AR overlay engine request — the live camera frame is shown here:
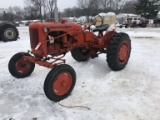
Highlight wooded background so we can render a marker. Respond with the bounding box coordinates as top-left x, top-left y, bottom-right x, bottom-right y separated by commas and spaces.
0, 0, 160, 21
